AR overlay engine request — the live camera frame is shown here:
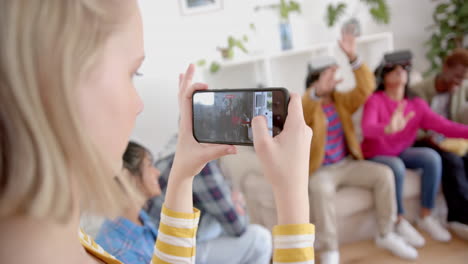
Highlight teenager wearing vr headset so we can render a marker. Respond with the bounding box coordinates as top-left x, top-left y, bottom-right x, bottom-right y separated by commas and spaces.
411, 49, 468, 241
302, 32, 417, 264
361, 51, 468, 251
